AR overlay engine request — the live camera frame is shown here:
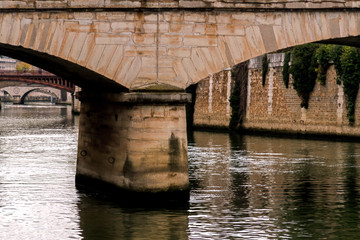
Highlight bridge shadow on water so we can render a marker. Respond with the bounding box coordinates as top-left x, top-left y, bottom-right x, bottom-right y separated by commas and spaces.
75, 175, 190, 210
76, 178, 190, 239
